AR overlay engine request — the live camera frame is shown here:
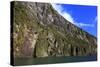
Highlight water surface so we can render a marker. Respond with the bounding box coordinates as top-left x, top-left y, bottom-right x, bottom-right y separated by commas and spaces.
14, 55, 97, 66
